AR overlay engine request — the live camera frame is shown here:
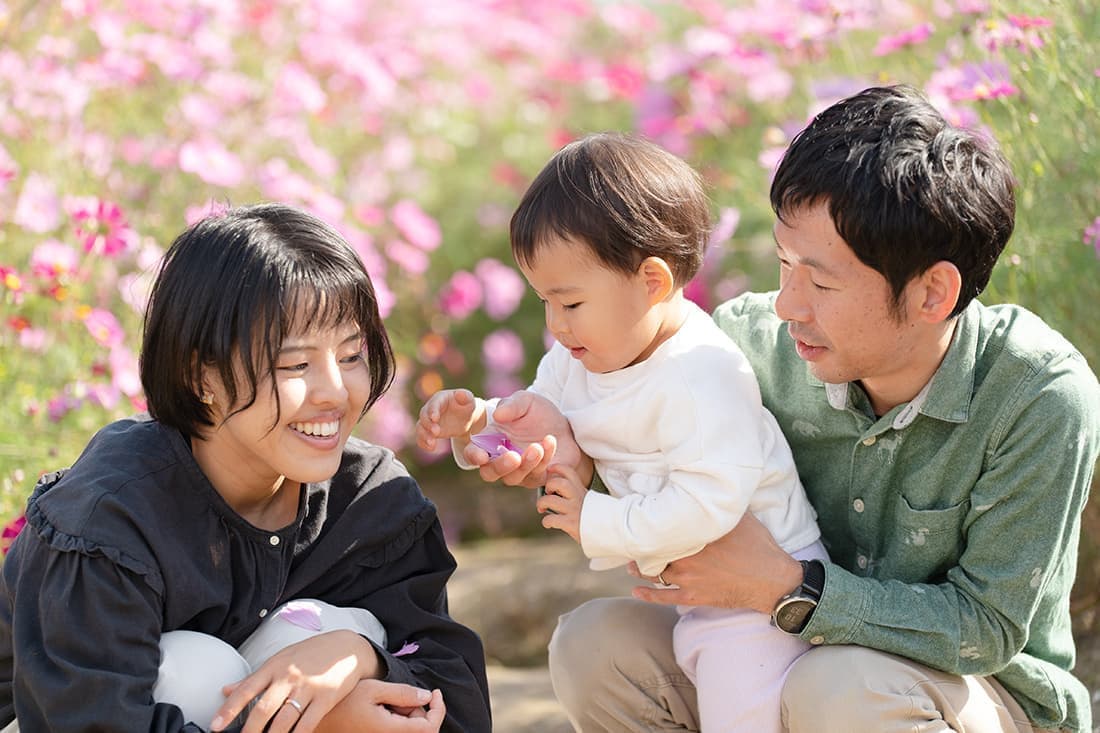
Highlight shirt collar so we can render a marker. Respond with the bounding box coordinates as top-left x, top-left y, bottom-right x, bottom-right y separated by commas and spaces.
813, 300, 981, 426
